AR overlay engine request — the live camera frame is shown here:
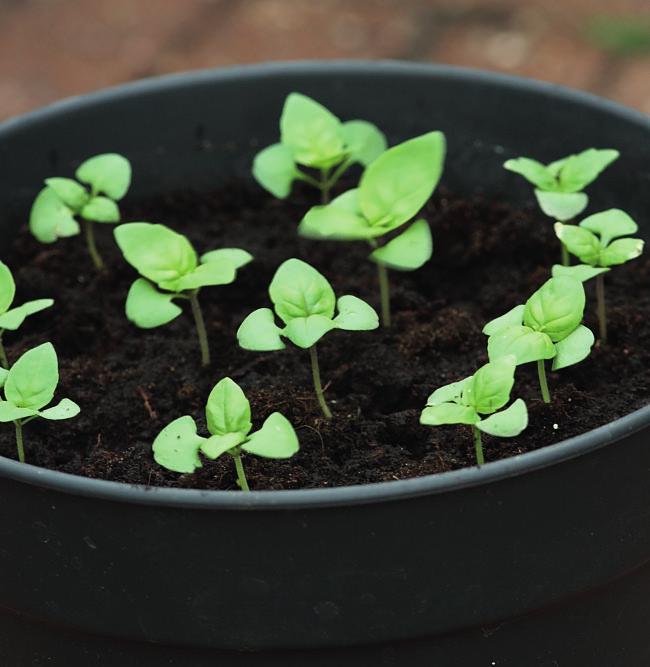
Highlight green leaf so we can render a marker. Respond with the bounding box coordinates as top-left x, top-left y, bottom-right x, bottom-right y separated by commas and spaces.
551, 324, 595, 371
419, 403, 479, 426
329, 189, 361, 213
38, 398, 80, 420
482, 305, 525, 336
205, 377, 252, 438
551, 264, 610, 282
200, 248, 253, 270
29, 187, 80, 243
173, 261, 236, 291
333, 295, 379, 331
75, 153, 132, 200
252, 143, 297, 198
599, 238, 645, 267
369, 219, 433, 271
535, 190, 588, 221
425, 378, 470, 406
0, 261, 16, 314
503, 157, 556, 190
0, 299, 54, 331
554, 223, 601, 265
200, 432, 245, 459
4, 342, 59, 410
523, 277, 585, 342
465, 355, 517, 415
580, 208, 637, 246
557, 148, 619, 193
283, 314, 336, 348
237, 308, 286, 351
0, 401, 36, 422
340, 120, 387, 166
152, 415, 204, 473
477, 399, 528, 437
242, 412, 300, 459
298, 203, 375, 241
125, 278, 182, 329
487, 325, 556, 365
44, 177, 89, 211
0, 367, 7, 388
80, 196, 120, 223
546, 157, 569, 176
